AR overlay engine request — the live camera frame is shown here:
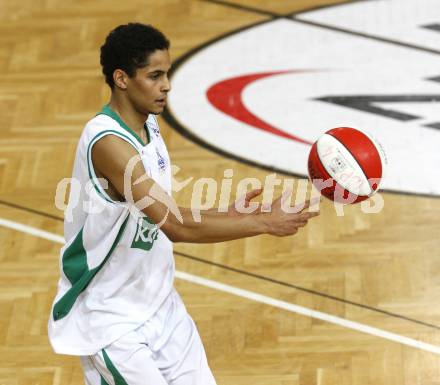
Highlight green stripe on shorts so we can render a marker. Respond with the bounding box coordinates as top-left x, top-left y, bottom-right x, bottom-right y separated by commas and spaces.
102, 349, 129, 385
